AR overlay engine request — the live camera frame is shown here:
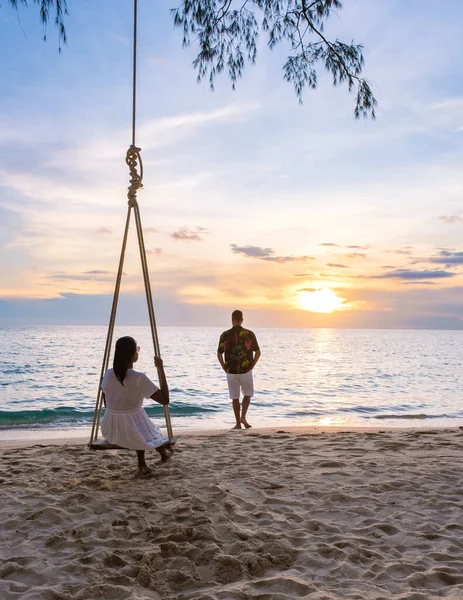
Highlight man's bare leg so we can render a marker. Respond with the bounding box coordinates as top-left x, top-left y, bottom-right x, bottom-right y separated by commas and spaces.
240, 396, 252, 428
232, 398, 242, 429
136, 450, 152, 476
